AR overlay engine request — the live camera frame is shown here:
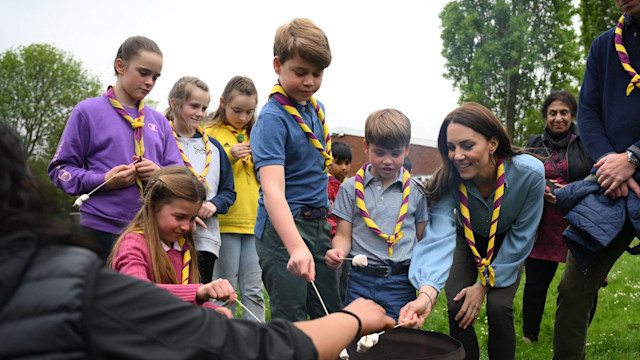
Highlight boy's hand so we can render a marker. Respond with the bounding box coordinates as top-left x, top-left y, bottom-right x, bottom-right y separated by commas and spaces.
288, 246, 315, 281
325, 248, 345, 270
